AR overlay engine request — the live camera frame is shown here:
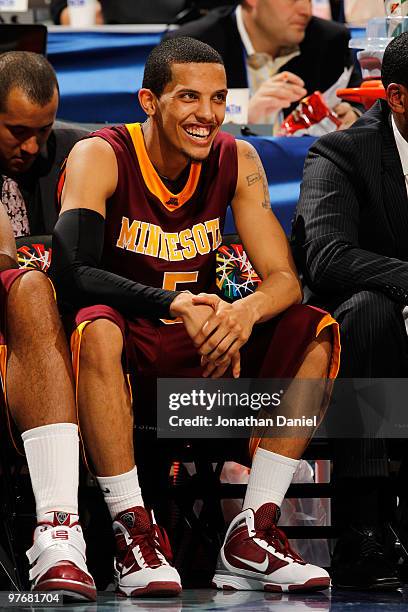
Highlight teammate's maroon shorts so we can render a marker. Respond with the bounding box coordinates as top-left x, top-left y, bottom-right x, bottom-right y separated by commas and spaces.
70, 304, 340, 462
